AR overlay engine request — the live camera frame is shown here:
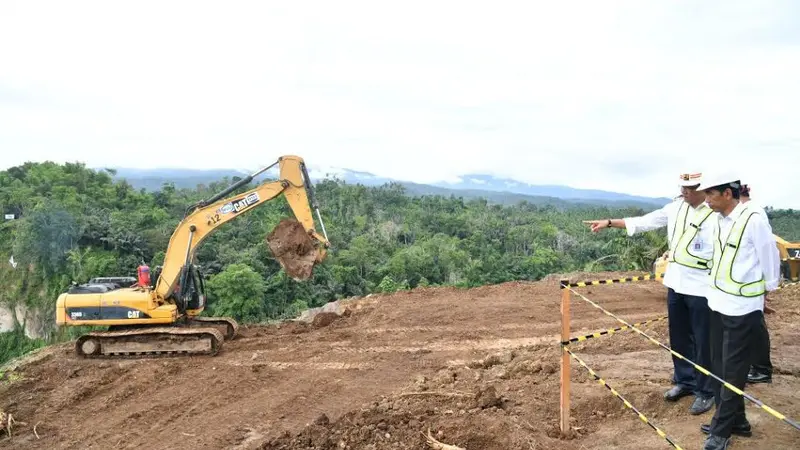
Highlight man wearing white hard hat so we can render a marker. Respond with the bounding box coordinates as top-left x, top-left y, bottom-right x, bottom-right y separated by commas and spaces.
583, 171, 715, 415
696, 175, 780, 450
